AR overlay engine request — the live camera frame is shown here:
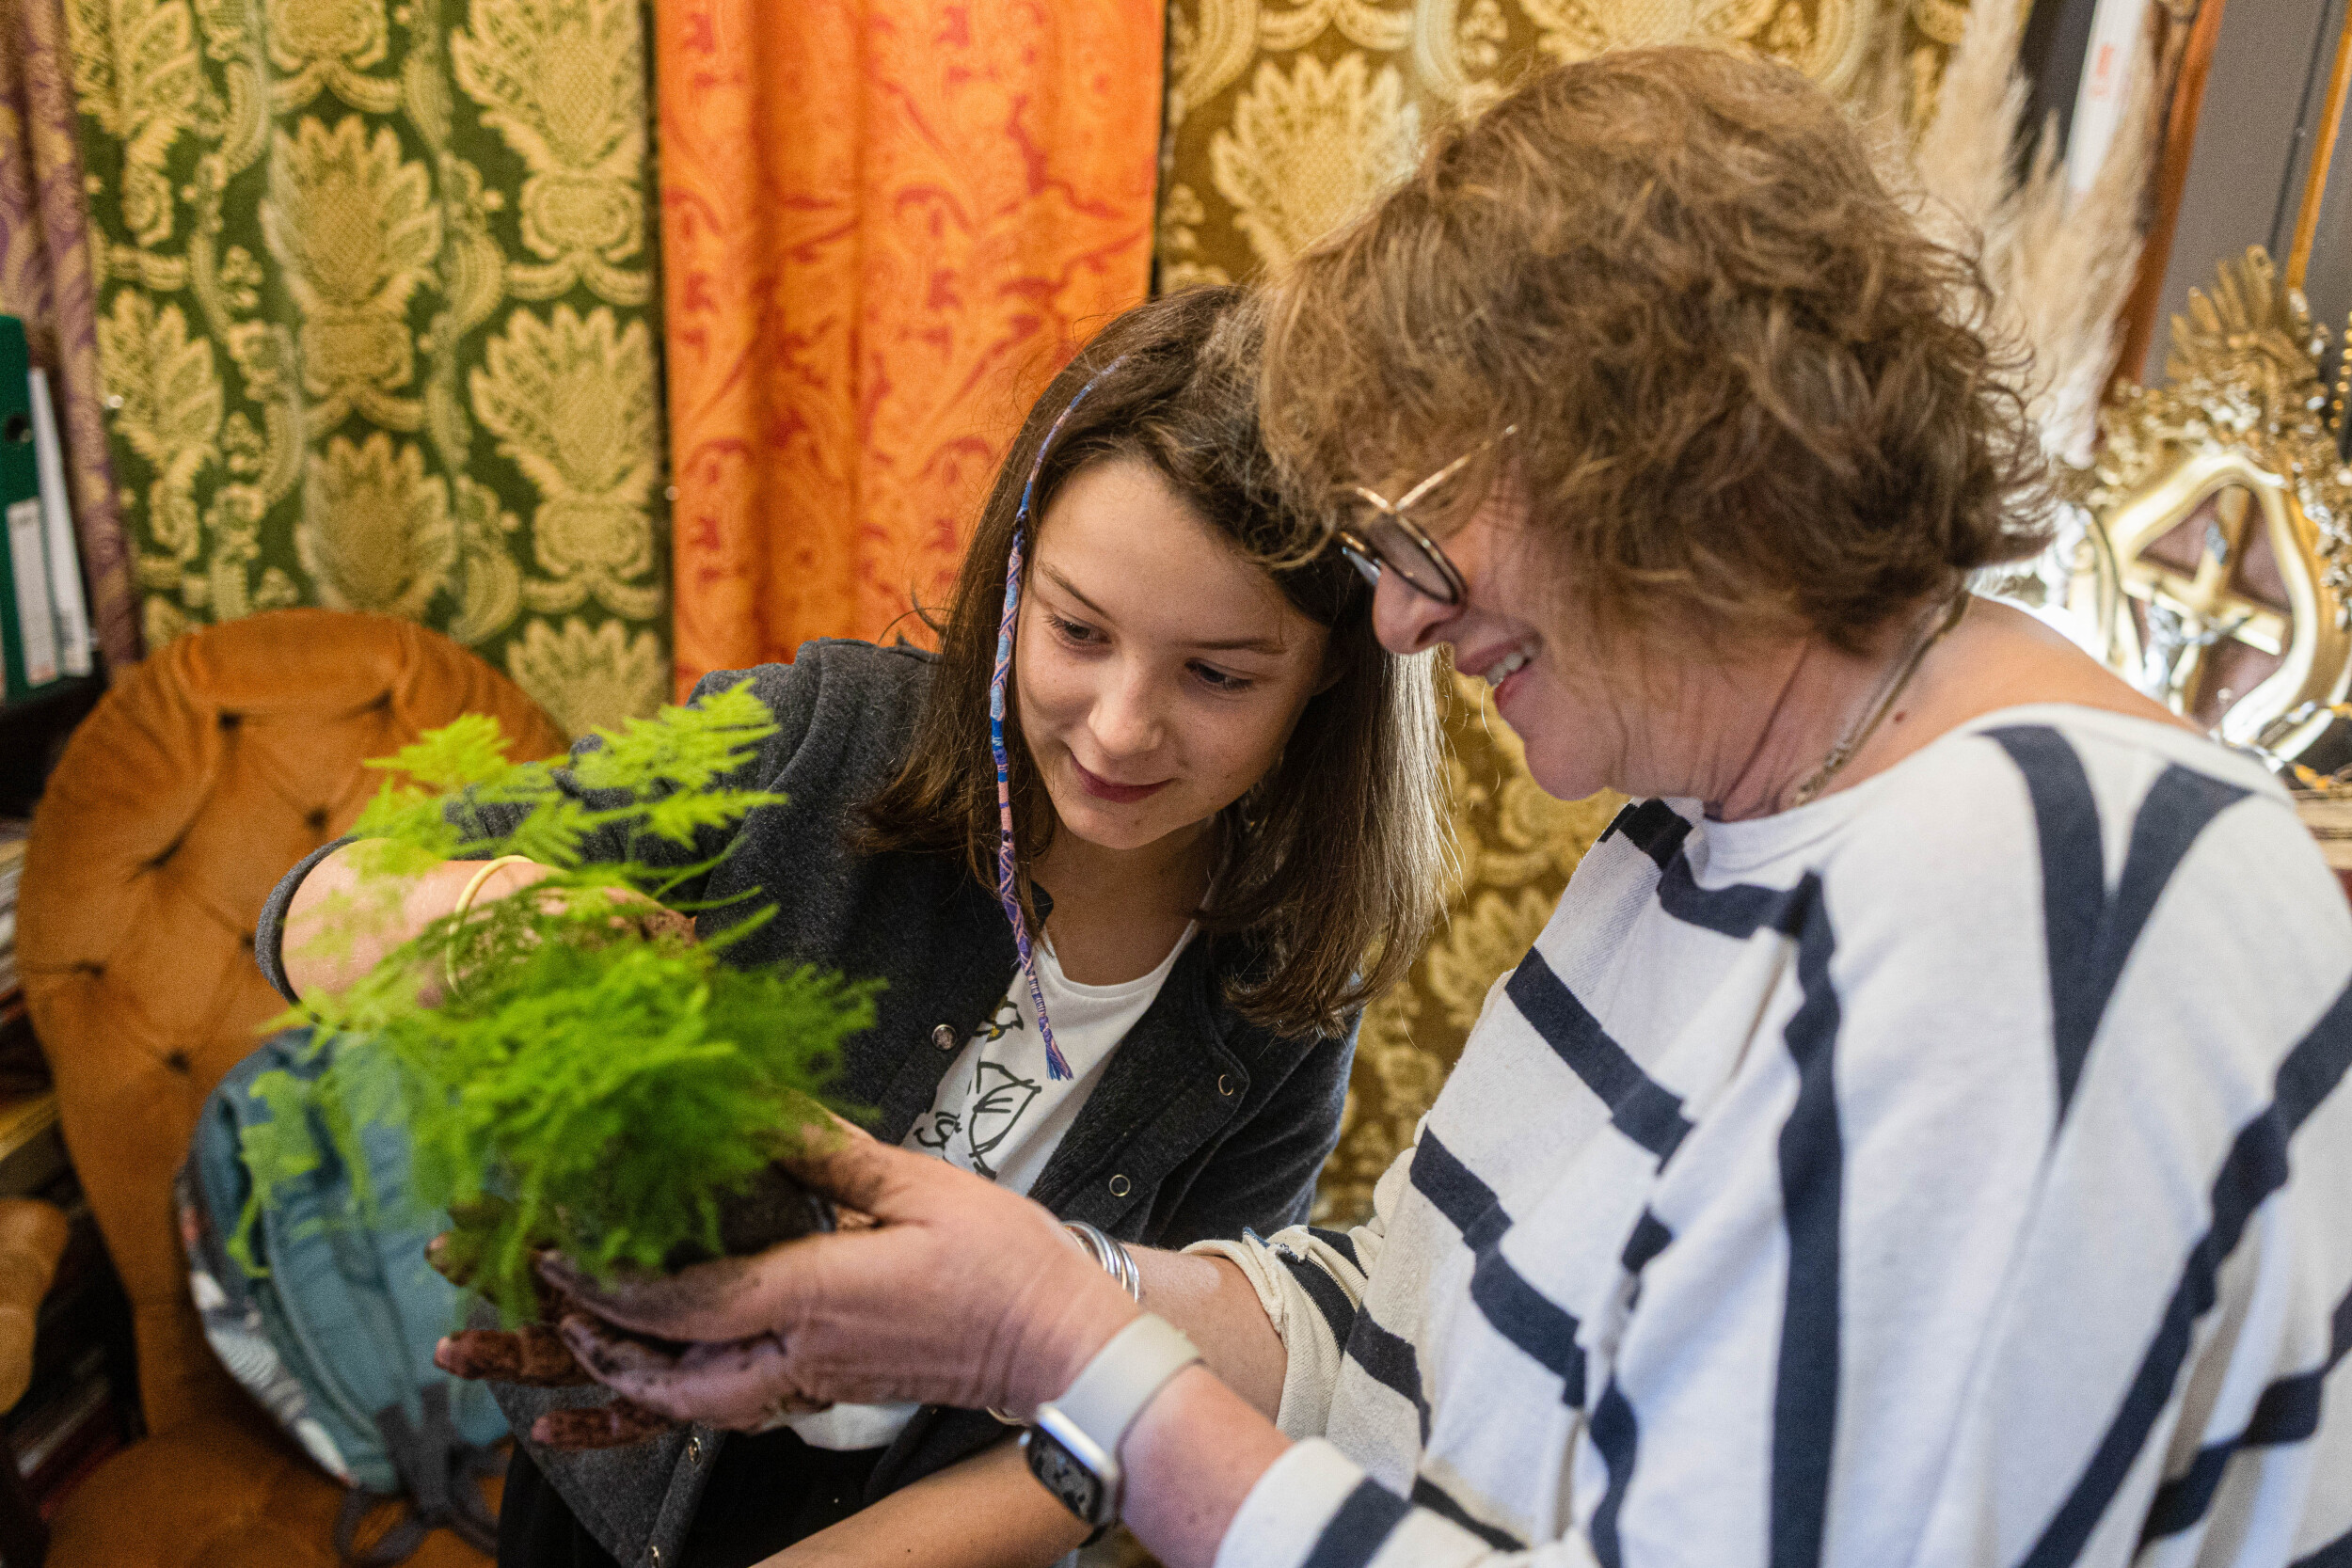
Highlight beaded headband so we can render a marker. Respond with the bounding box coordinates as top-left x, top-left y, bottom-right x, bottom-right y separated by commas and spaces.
989, 355, 1129, 1081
